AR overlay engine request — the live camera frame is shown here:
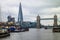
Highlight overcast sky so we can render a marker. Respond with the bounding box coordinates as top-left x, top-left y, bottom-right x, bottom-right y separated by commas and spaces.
0, 0, 60, 25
